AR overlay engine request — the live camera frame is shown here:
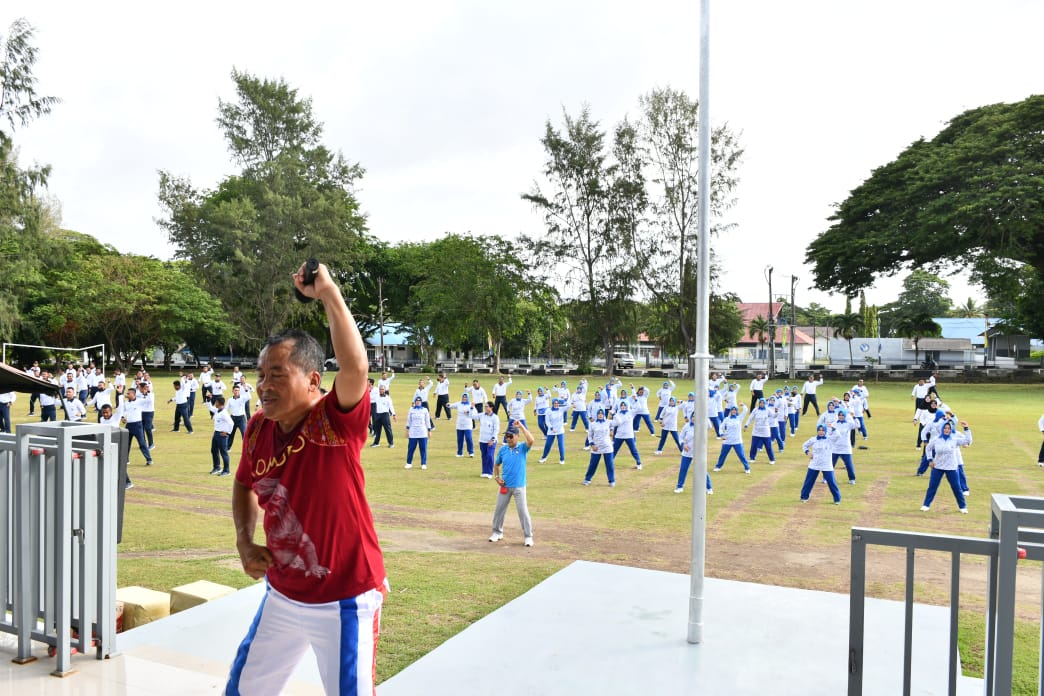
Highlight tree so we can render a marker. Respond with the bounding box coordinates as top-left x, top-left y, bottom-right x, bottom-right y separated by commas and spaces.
893, 312, 941, 366
805, 96, 1044, 337
879, 271, 952, 337
0, 18, 59, 340
830, 302, 863, 366
522, 106, 638, 373
952, 297, 982, 318
158, 70, 367, 349
748, 315, 768, 360
622, 87, 744, 368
